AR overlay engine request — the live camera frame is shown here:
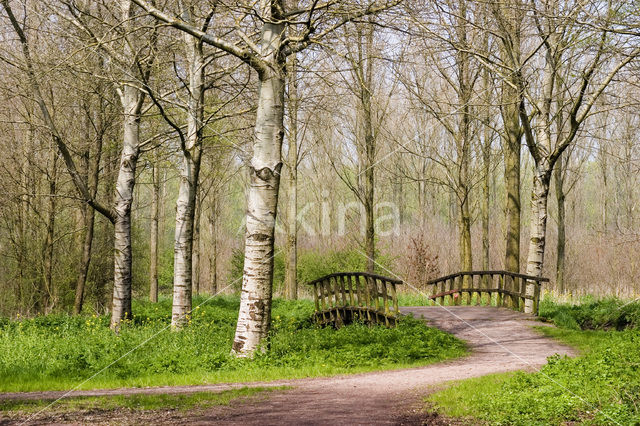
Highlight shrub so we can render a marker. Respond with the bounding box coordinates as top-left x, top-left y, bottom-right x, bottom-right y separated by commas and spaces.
539, 297, 640, 330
